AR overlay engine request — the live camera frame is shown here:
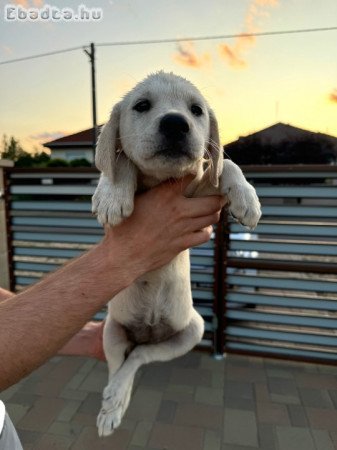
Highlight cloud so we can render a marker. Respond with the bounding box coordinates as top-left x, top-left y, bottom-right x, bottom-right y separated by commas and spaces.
218, 0, 279, 69
173, 41, 211, 69
329, 89, 337, 104
29, 131, 67, 142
